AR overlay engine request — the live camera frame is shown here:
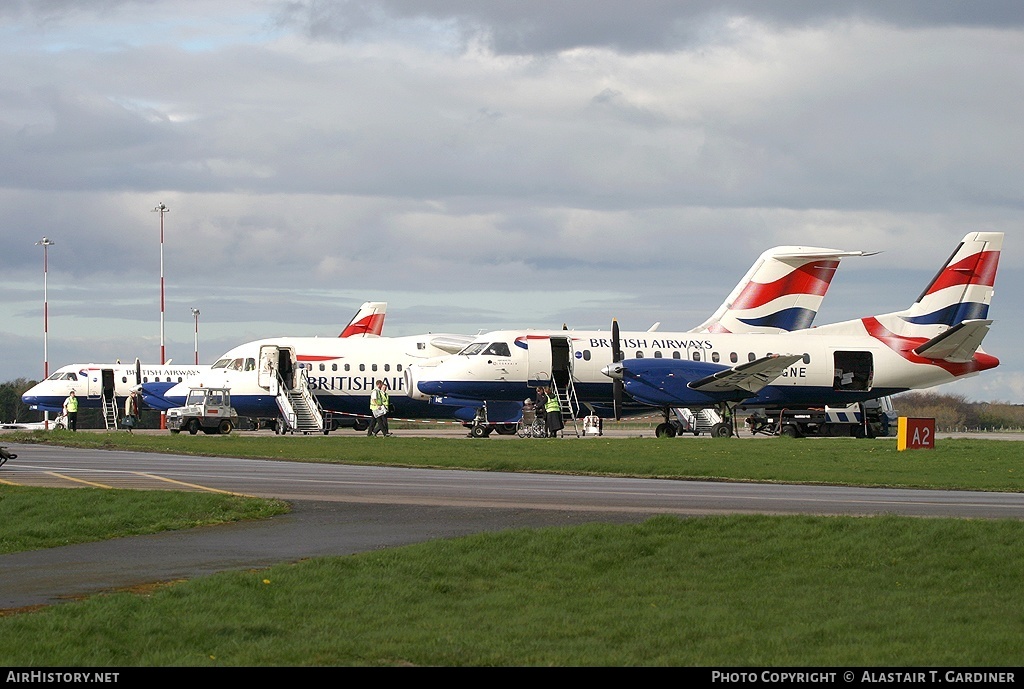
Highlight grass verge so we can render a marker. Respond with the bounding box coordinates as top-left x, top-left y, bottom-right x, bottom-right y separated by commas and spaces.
0, 515, 1021, 666
0, 485, 288, 554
